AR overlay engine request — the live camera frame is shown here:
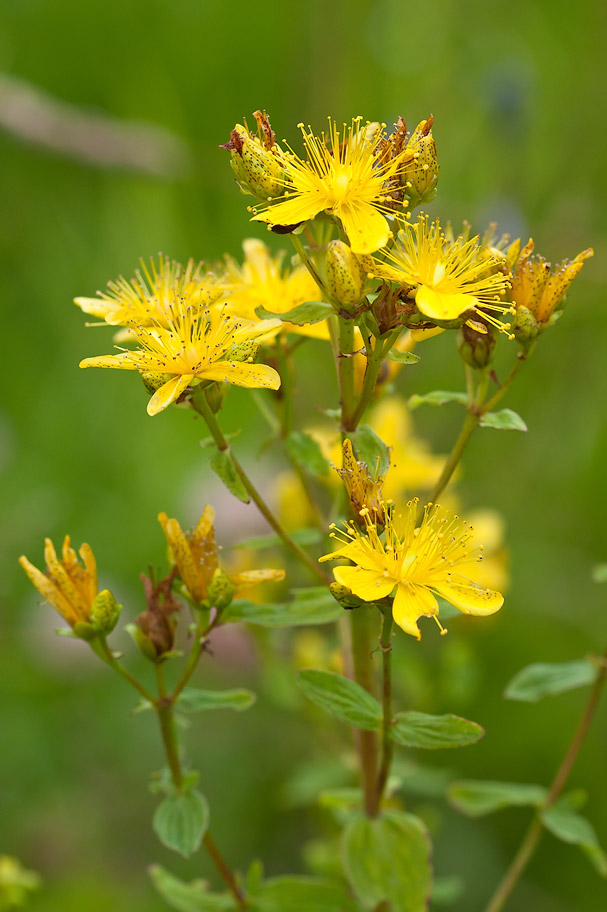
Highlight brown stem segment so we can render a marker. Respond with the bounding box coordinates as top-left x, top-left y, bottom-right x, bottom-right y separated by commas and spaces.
483, 649, 607, 912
